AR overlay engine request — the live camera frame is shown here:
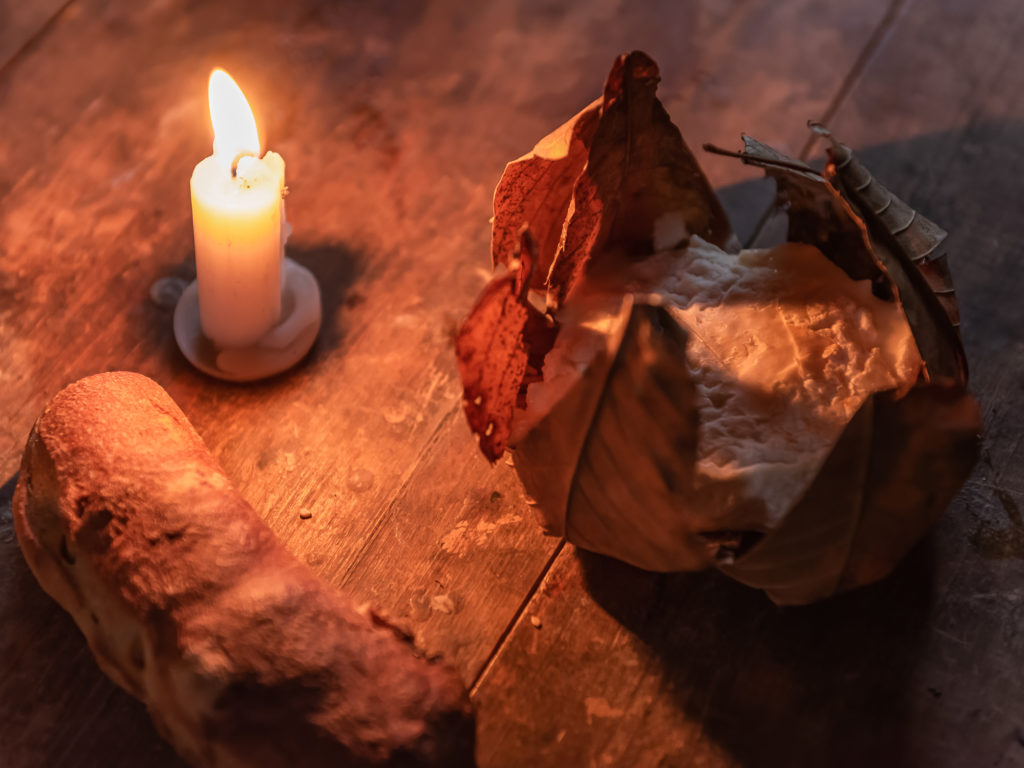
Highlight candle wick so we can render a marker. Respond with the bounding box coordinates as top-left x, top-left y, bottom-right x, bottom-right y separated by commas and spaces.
231, 152, 257, 178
